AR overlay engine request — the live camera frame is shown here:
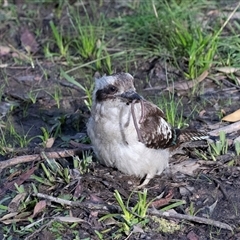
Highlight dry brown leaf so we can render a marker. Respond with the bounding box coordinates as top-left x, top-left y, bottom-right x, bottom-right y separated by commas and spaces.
20, 27, 39, 53
222, 109, 240, 122
1, 212, 32, 224
0, 167, 36, 197
150, 190, 173, 208
215, 66, 240, 74
187, 230, 200, 240
199, 110, 206, 118
45, 137, 55, 148
55, 216, 89, 223
0, 212, 18, 222
0, 45, 11, 56
8, 193, 27, 213
166, 70, 208, 92
32, 200, 47, 217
